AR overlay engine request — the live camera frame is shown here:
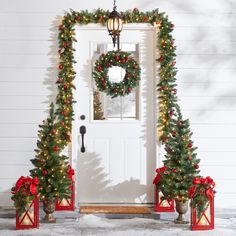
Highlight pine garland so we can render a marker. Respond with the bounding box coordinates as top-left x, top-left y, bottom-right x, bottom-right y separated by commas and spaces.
32, 8, 202, 201
56, 8, 178, 144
